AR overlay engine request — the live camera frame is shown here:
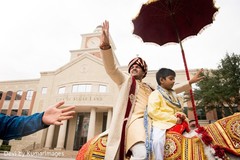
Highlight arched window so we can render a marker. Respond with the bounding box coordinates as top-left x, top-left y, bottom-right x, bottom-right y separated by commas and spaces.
72, 84, 91, 93
58, 87, 66, 94
5, 91, 13, 100
15, 90, 23, 100
26, 90, 34, 100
